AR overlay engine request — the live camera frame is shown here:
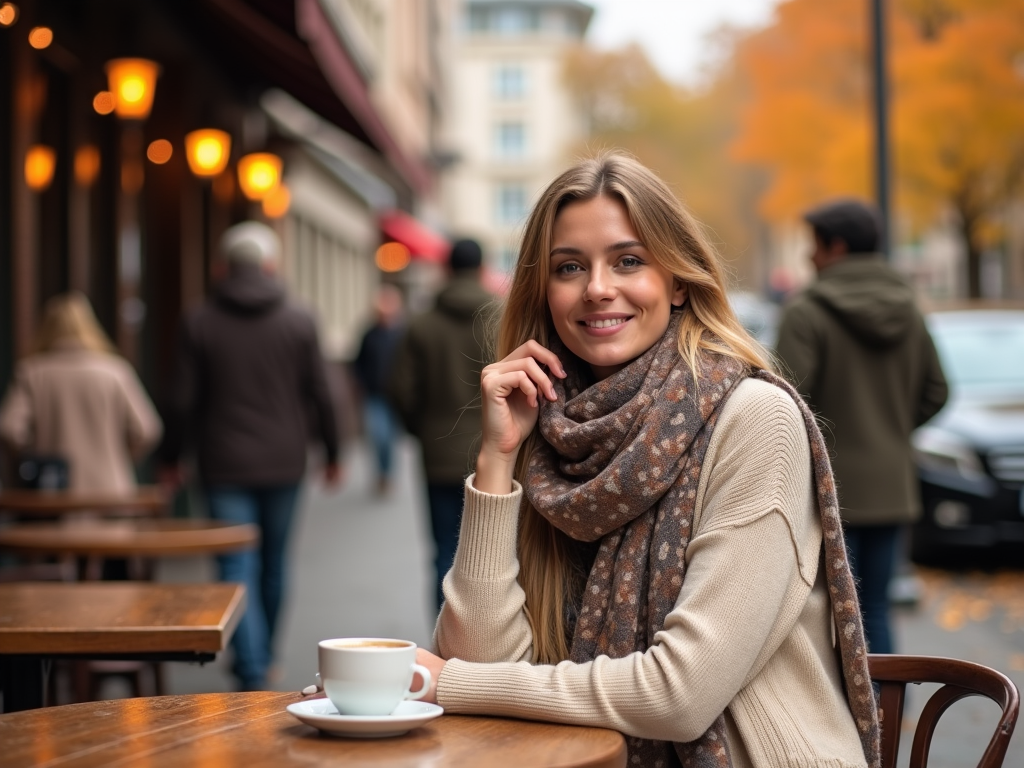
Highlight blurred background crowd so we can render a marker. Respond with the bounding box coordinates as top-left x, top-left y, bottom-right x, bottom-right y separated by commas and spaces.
0, 0, 1022, 760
